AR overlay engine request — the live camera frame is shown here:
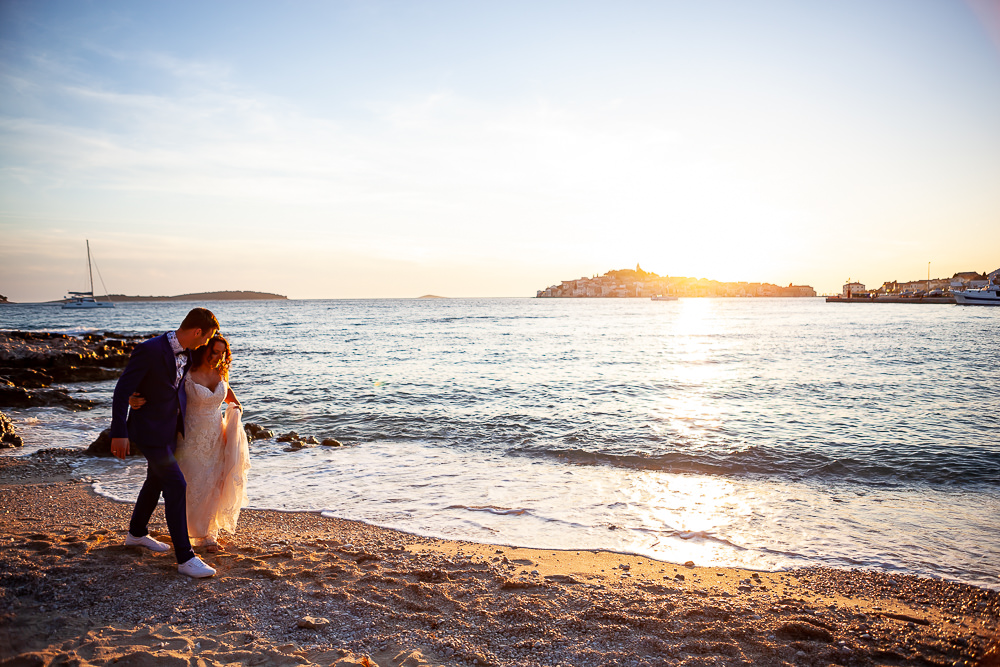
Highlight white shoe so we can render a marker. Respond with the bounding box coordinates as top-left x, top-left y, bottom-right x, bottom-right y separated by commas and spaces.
125, 533, 170, 552
178, 556, 216, 578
